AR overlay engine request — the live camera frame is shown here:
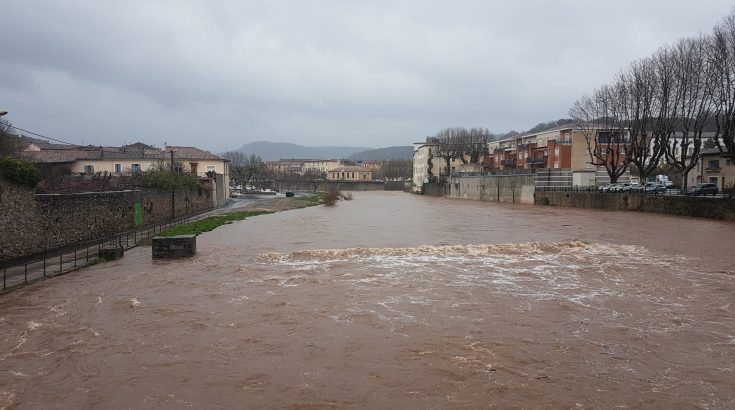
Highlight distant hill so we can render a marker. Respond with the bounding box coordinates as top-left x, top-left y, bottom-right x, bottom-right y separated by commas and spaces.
237, 141, 372, 161
349, 146, 413, 161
